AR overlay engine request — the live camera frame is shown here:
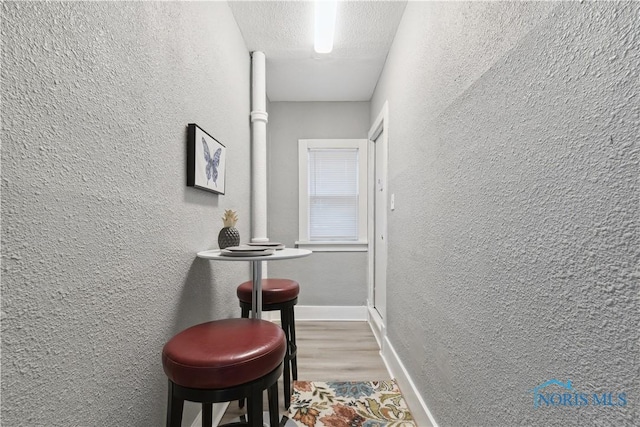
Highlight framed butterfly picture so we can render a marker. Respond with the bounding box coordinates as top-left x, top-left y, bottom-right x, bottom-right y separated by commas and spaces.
187, 123, 227, 194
